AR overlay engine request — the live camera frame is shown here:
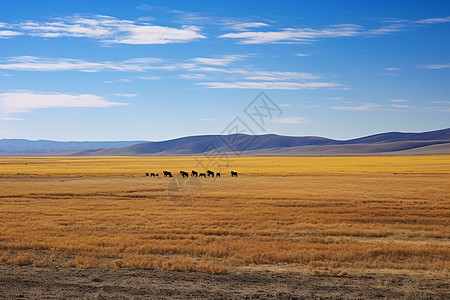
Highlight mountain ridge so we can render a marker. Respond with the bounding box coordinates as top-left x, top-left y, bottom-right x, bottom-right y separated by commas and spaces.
1, 128, 449, 156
